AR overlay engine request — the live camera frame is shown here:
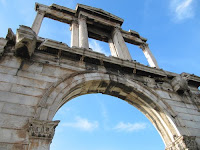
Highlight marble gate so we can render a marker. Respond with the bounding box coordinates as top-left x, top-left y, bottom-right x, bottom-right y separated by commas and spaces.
0, 3, 199, 150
